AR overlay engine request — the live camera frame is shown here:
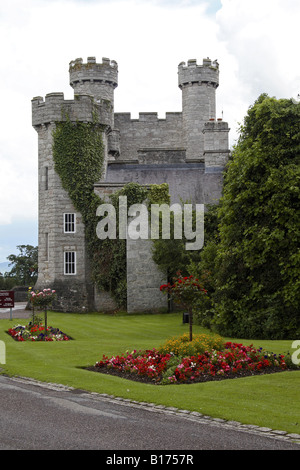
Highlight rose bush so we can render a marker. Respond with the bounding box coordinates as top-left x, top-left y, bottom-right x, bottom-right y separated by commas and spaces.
28, 287, 57, 335
28, 288, 57, 308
